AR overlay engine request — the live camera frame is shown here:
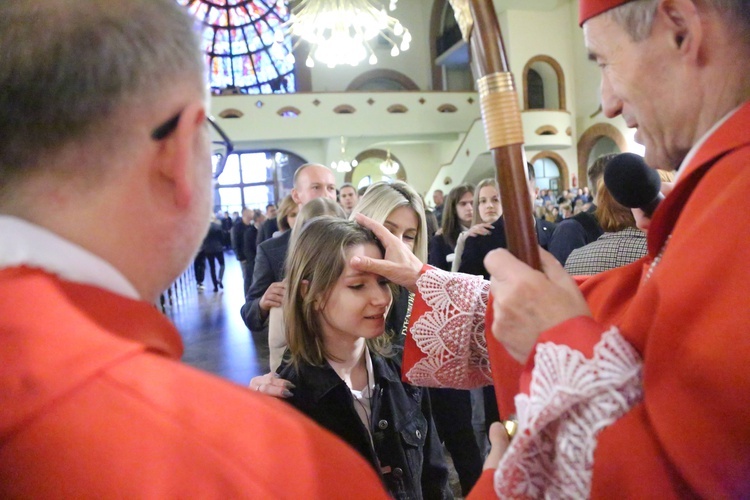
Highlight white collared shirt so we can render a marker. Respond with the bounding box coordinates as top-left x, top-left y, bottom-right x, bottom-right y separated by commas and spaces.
0, 215, 140, 299
674, 105, 740, 183
349, 345, 376, 435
